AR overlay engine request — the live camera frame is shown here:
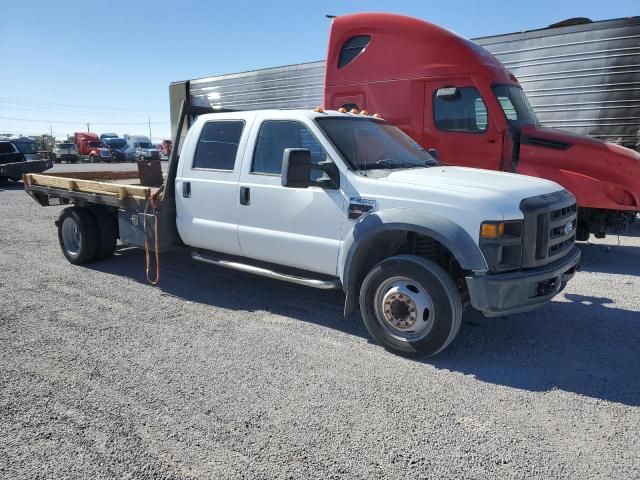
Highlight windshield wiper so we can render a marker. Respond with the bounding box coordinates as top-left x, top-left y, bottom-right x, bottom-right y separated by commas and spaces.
374, 158, 425, 169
